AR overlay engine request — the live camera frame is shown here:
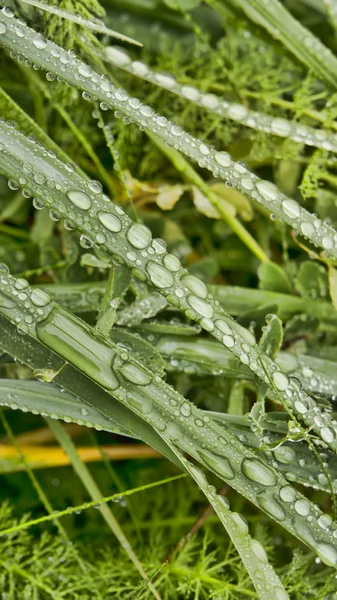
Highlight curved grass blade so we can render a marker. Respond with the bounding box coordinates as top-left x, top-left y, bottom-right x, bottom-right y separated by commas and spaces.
47, 419, 161, 600
0, 314, 185, 469
1, 120, 336, 454
2, 378, 336, 495
36, 280, 337, 328
18, 0, 143, 46
0, 378, 135, 437
165, 439, 290, 600
0, 270, 337, 567
104, 45, 337, 154
228, 0, 337, 88
0, 10, 337, 260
